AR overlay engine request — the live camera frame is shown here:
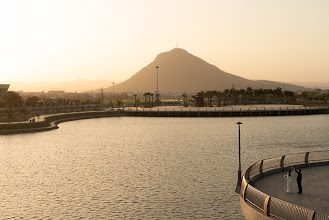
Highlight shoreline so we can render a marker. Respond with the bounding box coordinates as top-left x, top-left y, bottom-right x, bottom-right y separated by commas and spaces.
0, 105, 328, 135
